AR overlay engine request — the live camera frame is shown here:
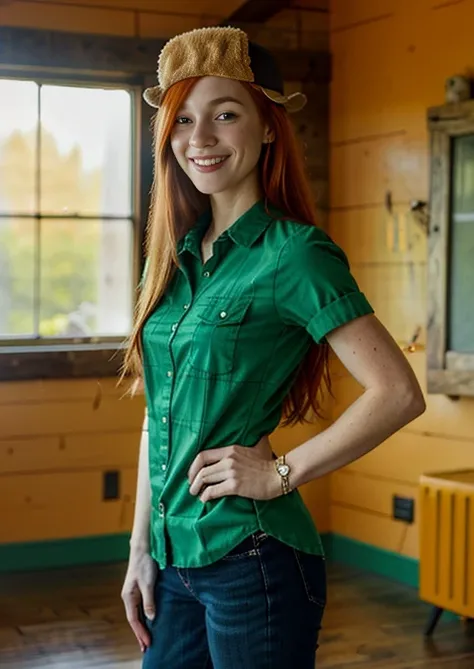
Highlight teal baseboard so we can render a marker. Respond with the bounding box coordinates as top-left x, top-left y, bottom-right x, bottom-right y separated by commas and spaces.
0, 531, 415, 582
322, 533, 419, 588
0, 533, 131, 572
